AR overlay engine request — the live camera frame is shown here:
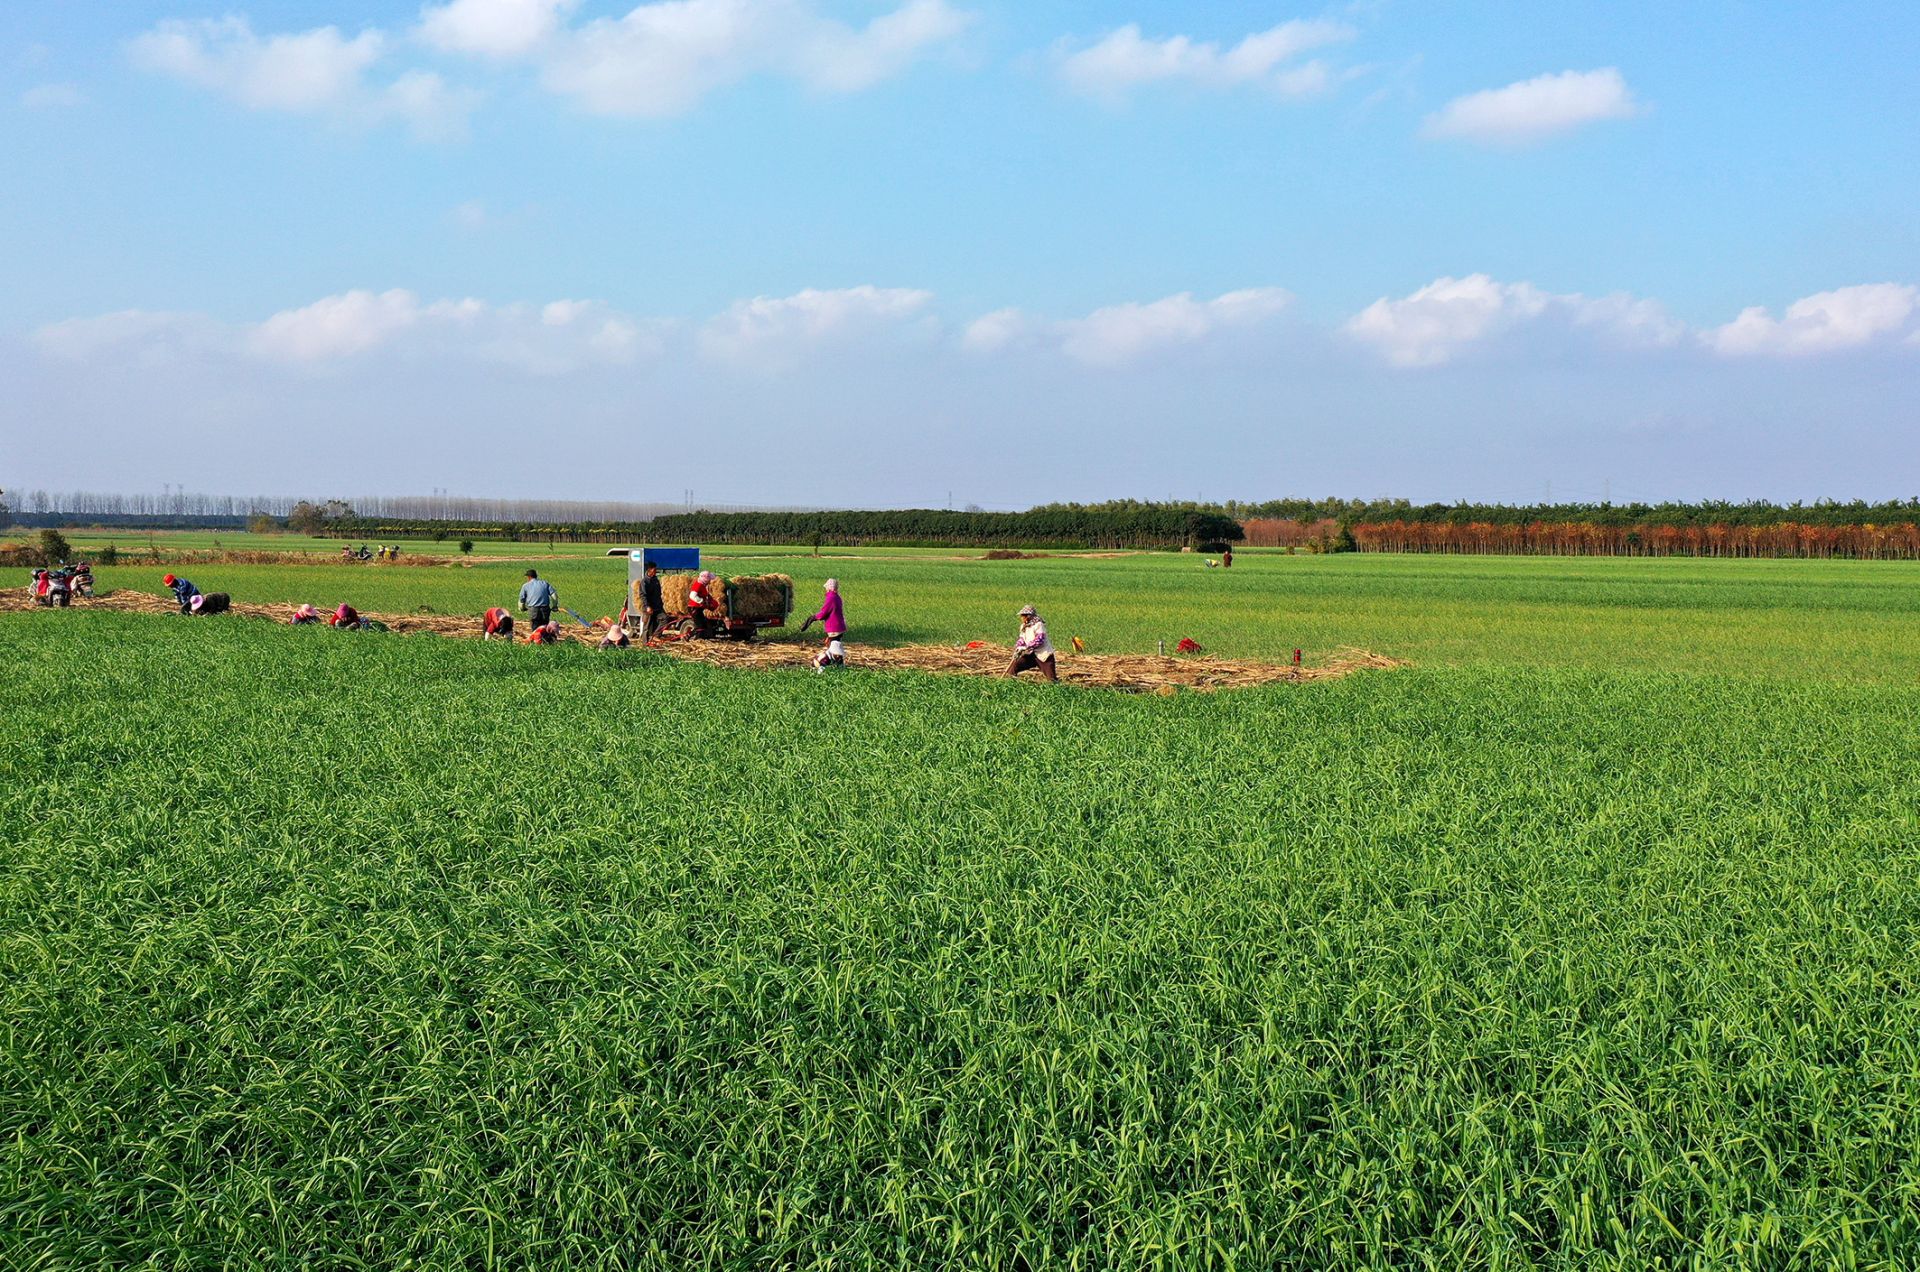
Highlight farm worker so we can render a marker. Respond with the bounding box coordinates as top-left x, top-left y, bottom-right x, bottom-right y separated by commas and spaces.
519, 569, 557, 630
598, 622, 631, 649
1221, 546, 1233, 569
526, 620, 561, 645
331, 603, 361, 629
482, 606, 515, 639
813, 639, 846, 673
189, 592, 231, 615
686, 570, 720, 637
800, 578, 847, 640
1007, 605, 1058, 682
162, 573, 200, 613
639, 562, 665, 641
290, 603, 321, 625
